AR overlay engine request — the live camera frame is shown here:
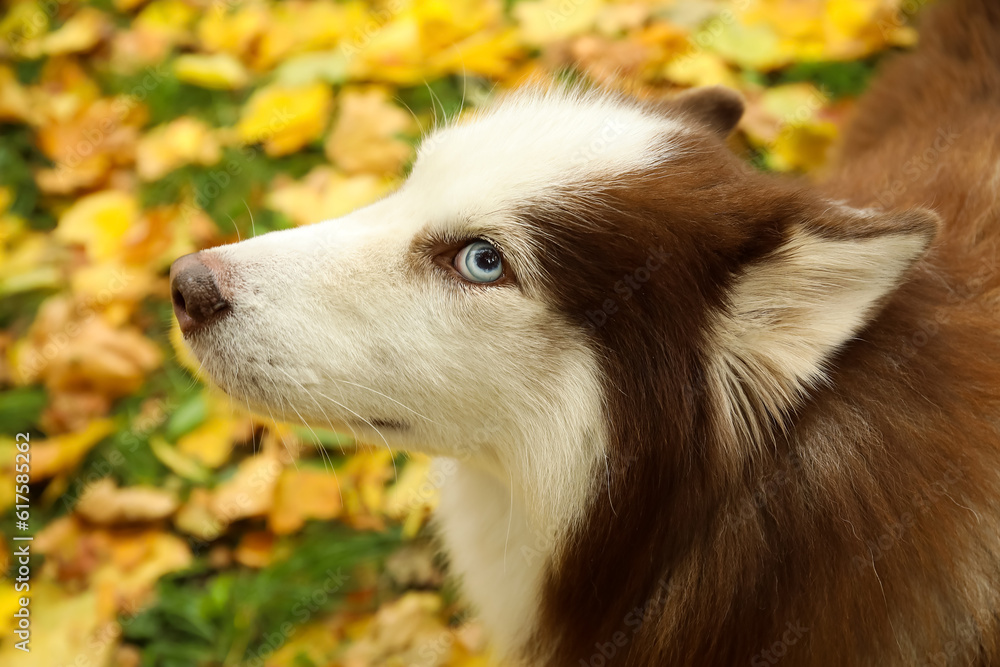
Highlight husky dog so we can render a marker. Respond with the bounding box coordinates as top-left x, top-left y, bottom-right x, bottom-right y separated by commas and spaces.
171, 1, 1000, 664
